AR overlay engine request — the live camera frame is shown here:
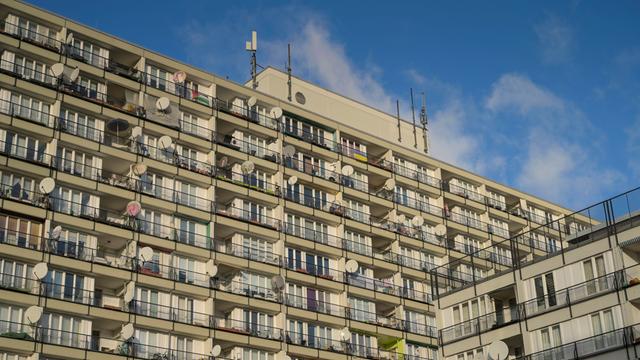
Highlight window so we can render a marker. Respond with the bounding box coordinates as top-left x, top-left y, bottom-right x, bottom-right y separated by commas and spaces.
285, 214, 329, 244
341, 137, 367, 160
351, 332, 373, 357
0, 303, 24, 334
487, 190, 506, 210
51, 187, 96, 217
2, 90, 50, 125
0, 258, 33, 291
451, 297, 486, 337
241, 348, 273, 360
1, 131, 47, 163
39, 312, 85, 347
180, 111, 206, 138
60, 108, 103, 142
0, 52, 51, 85
241, 235, 274, 263
42, 269, 86, 304
583, 255, 607, 296
243, 309, 274, 337
136, 287, 161, 318
0, 171, 36, 203
240, 272, 273, 299
76, 76, 106, 101
55, 146, 100, 179
70, 37, 109, 68
591, 309, 615, 349
0, 214, 41, 249
174, 336, 194, 360
135, 328, 165, 358
534, 272, 557, 311
344, 230, 372, 256
348, 297, 375, 322
146, 65, 172, 93
540, 325, 562, 350
4, 14, 57, 49
174, 256, 196, 284
344, 198, 369, 223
